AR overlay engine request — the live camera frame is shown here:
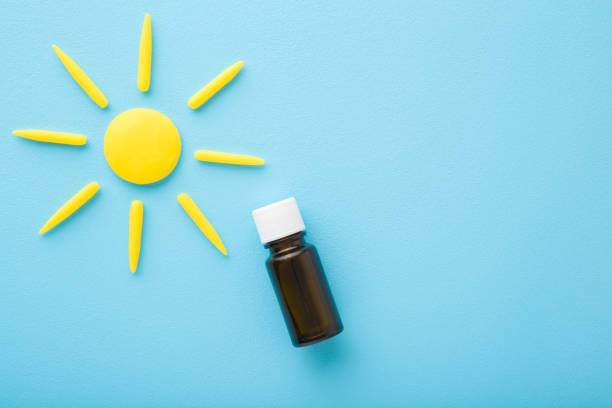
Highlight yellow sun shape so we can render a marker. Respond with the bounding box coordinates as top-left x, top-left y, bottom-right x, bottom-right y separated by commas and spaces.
12, 14, 265, 273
